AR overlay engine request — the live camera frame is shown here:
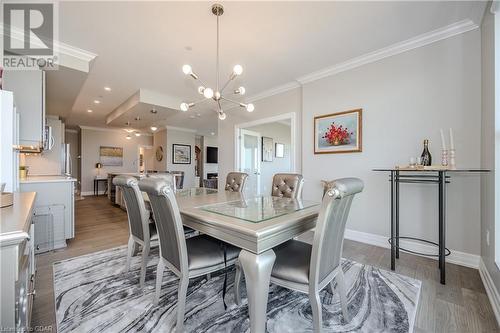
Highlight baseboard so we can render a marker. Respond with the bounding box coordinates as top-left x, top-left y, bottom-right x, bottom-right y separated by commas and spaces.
479, 258, 500, 325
